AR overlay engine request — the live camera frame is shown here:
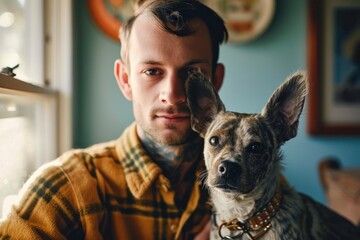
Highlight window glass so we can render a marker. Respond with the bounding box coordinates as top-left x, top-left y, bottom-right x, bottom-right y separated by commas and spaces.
0, 92, 56, 217
0, 0, 51, 217
0, 0, 71, 218
0, 0, 44, 85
